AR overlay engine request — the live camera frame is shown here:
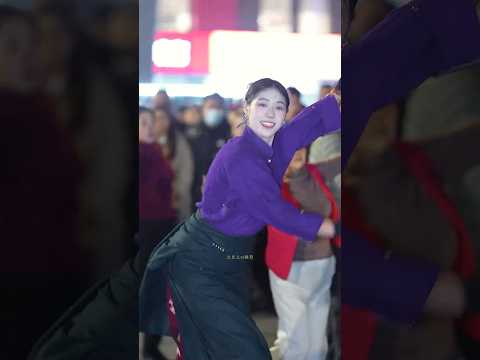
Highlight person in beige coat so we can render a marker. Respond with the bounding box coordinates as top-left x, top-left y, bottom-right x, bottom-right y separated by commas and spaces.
153, 107, 194, 222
